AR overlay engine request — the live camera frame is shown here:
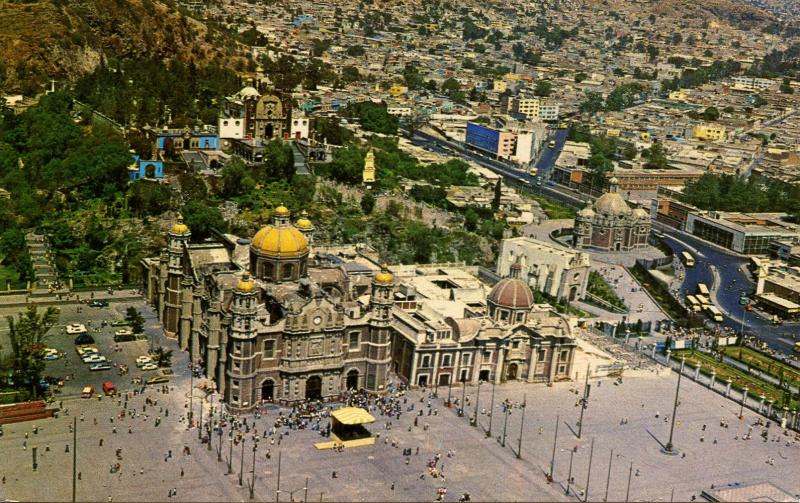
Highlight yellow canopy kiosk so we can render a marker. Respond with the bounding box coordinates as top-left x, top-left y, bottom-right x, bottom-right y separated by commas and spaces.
314, 407, 376, 450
